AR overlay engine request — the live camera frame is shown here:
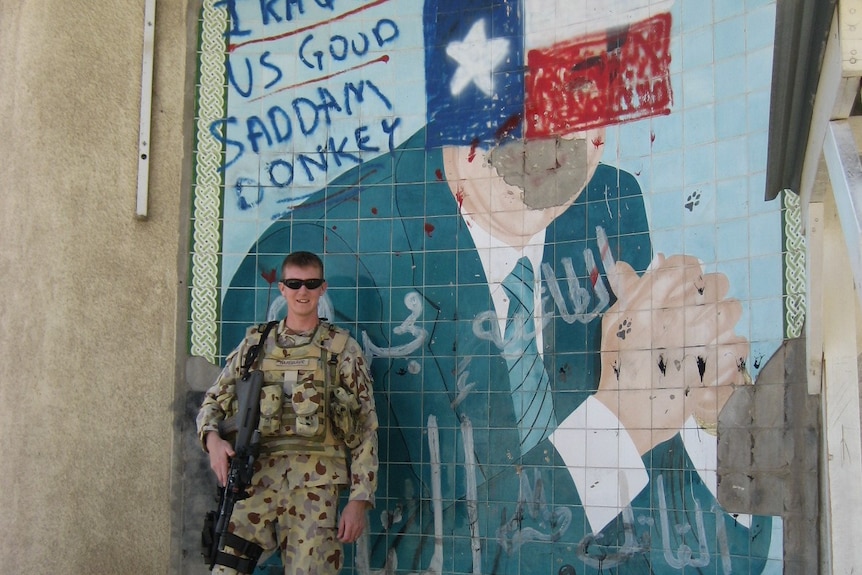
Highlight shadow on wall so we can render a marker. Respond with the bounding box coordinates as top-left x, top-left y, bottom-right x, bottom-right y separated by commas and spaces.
179, 357, 221, 575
